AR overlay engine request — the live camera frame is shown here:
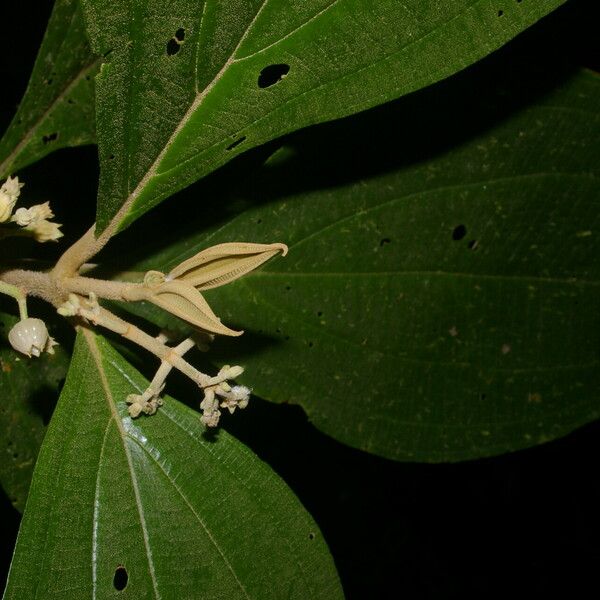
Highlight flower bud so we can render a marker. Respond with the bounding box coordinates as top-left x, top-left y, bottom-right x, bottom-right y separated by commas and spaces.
0, 176, 24, 222
8, 318, 50, 357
